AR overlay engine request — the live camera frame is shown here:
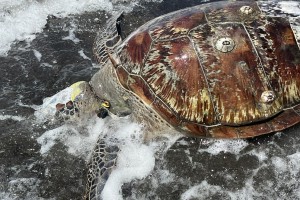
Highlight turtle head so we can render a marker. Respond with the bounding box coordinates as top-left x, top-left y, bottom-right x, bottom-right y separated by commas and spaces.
90, 64, 132, 117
